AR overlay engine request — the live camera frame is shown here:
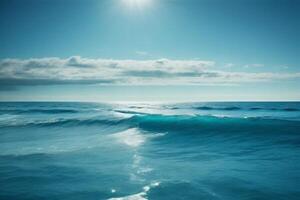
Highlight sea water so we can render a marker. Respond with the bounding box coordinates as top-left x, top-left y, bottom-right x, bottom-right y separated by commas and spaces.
0, 102, 299, 199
